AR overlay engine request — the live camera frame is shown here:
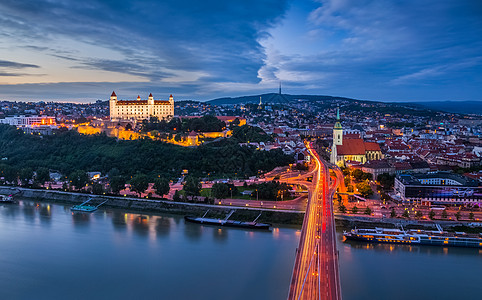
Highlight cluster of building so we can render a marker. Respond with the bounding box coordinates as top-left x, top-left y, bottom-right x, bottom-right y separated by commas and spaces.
4, 90, 482, 207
